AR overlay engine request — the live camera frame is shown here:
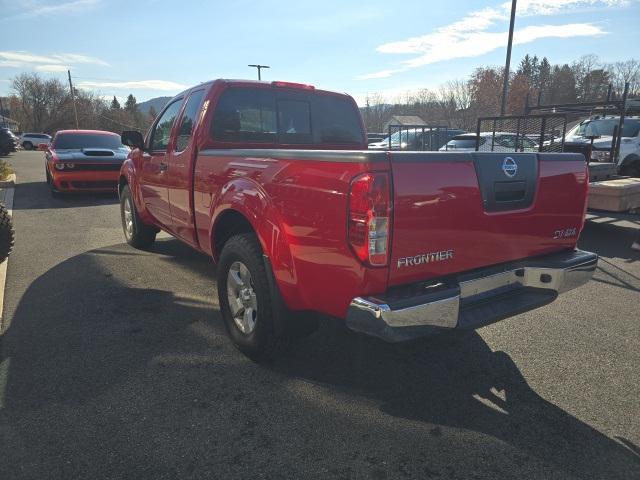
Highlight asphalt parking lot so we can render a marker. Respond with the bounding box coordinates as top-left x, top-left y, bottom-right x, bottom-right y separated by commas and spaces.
0, 150, 639, 479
